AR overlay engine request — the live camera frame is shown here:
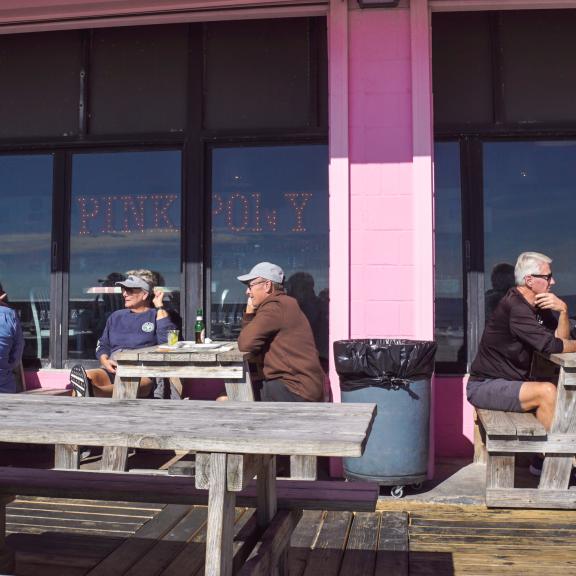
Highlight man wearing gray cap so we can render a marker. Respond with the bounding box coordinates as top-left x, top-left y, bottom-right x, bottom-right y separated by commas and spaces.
237, 262, 324, 402
70, 272, 177, 398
